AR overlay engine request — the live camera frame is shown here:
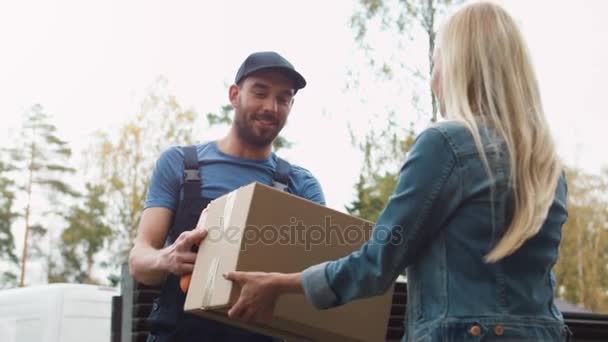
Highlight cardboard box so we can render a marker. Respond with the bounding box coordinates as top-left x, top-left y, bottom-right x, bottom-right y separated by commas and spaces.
184, 182, 394, 342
